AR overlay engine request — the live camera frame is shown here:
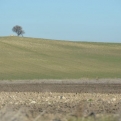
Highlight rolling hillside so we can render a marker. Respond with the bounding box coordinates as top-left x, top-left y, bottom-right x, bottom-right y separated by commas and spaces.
0, 36, 121, 80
